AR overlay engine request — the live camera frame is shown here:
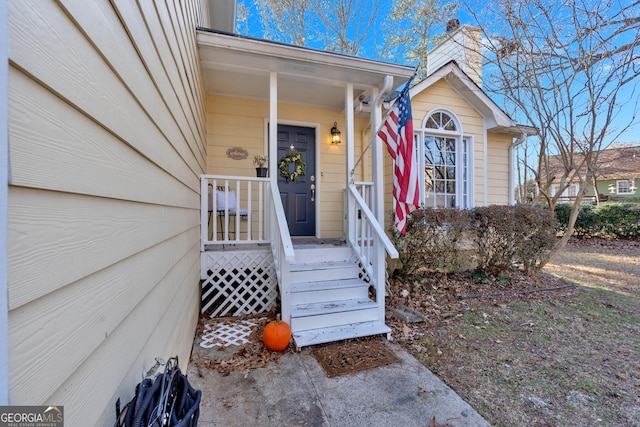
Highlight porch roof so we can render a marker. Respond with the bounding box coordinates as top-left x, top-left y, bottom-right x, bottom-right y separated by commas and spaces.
197, 28, 415, 110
